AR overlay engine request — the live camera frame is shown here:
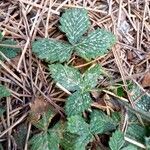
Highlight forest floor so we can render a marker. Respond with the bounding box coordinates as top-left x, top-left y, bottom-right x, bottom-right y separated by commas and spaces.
0, 0, 150, 150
